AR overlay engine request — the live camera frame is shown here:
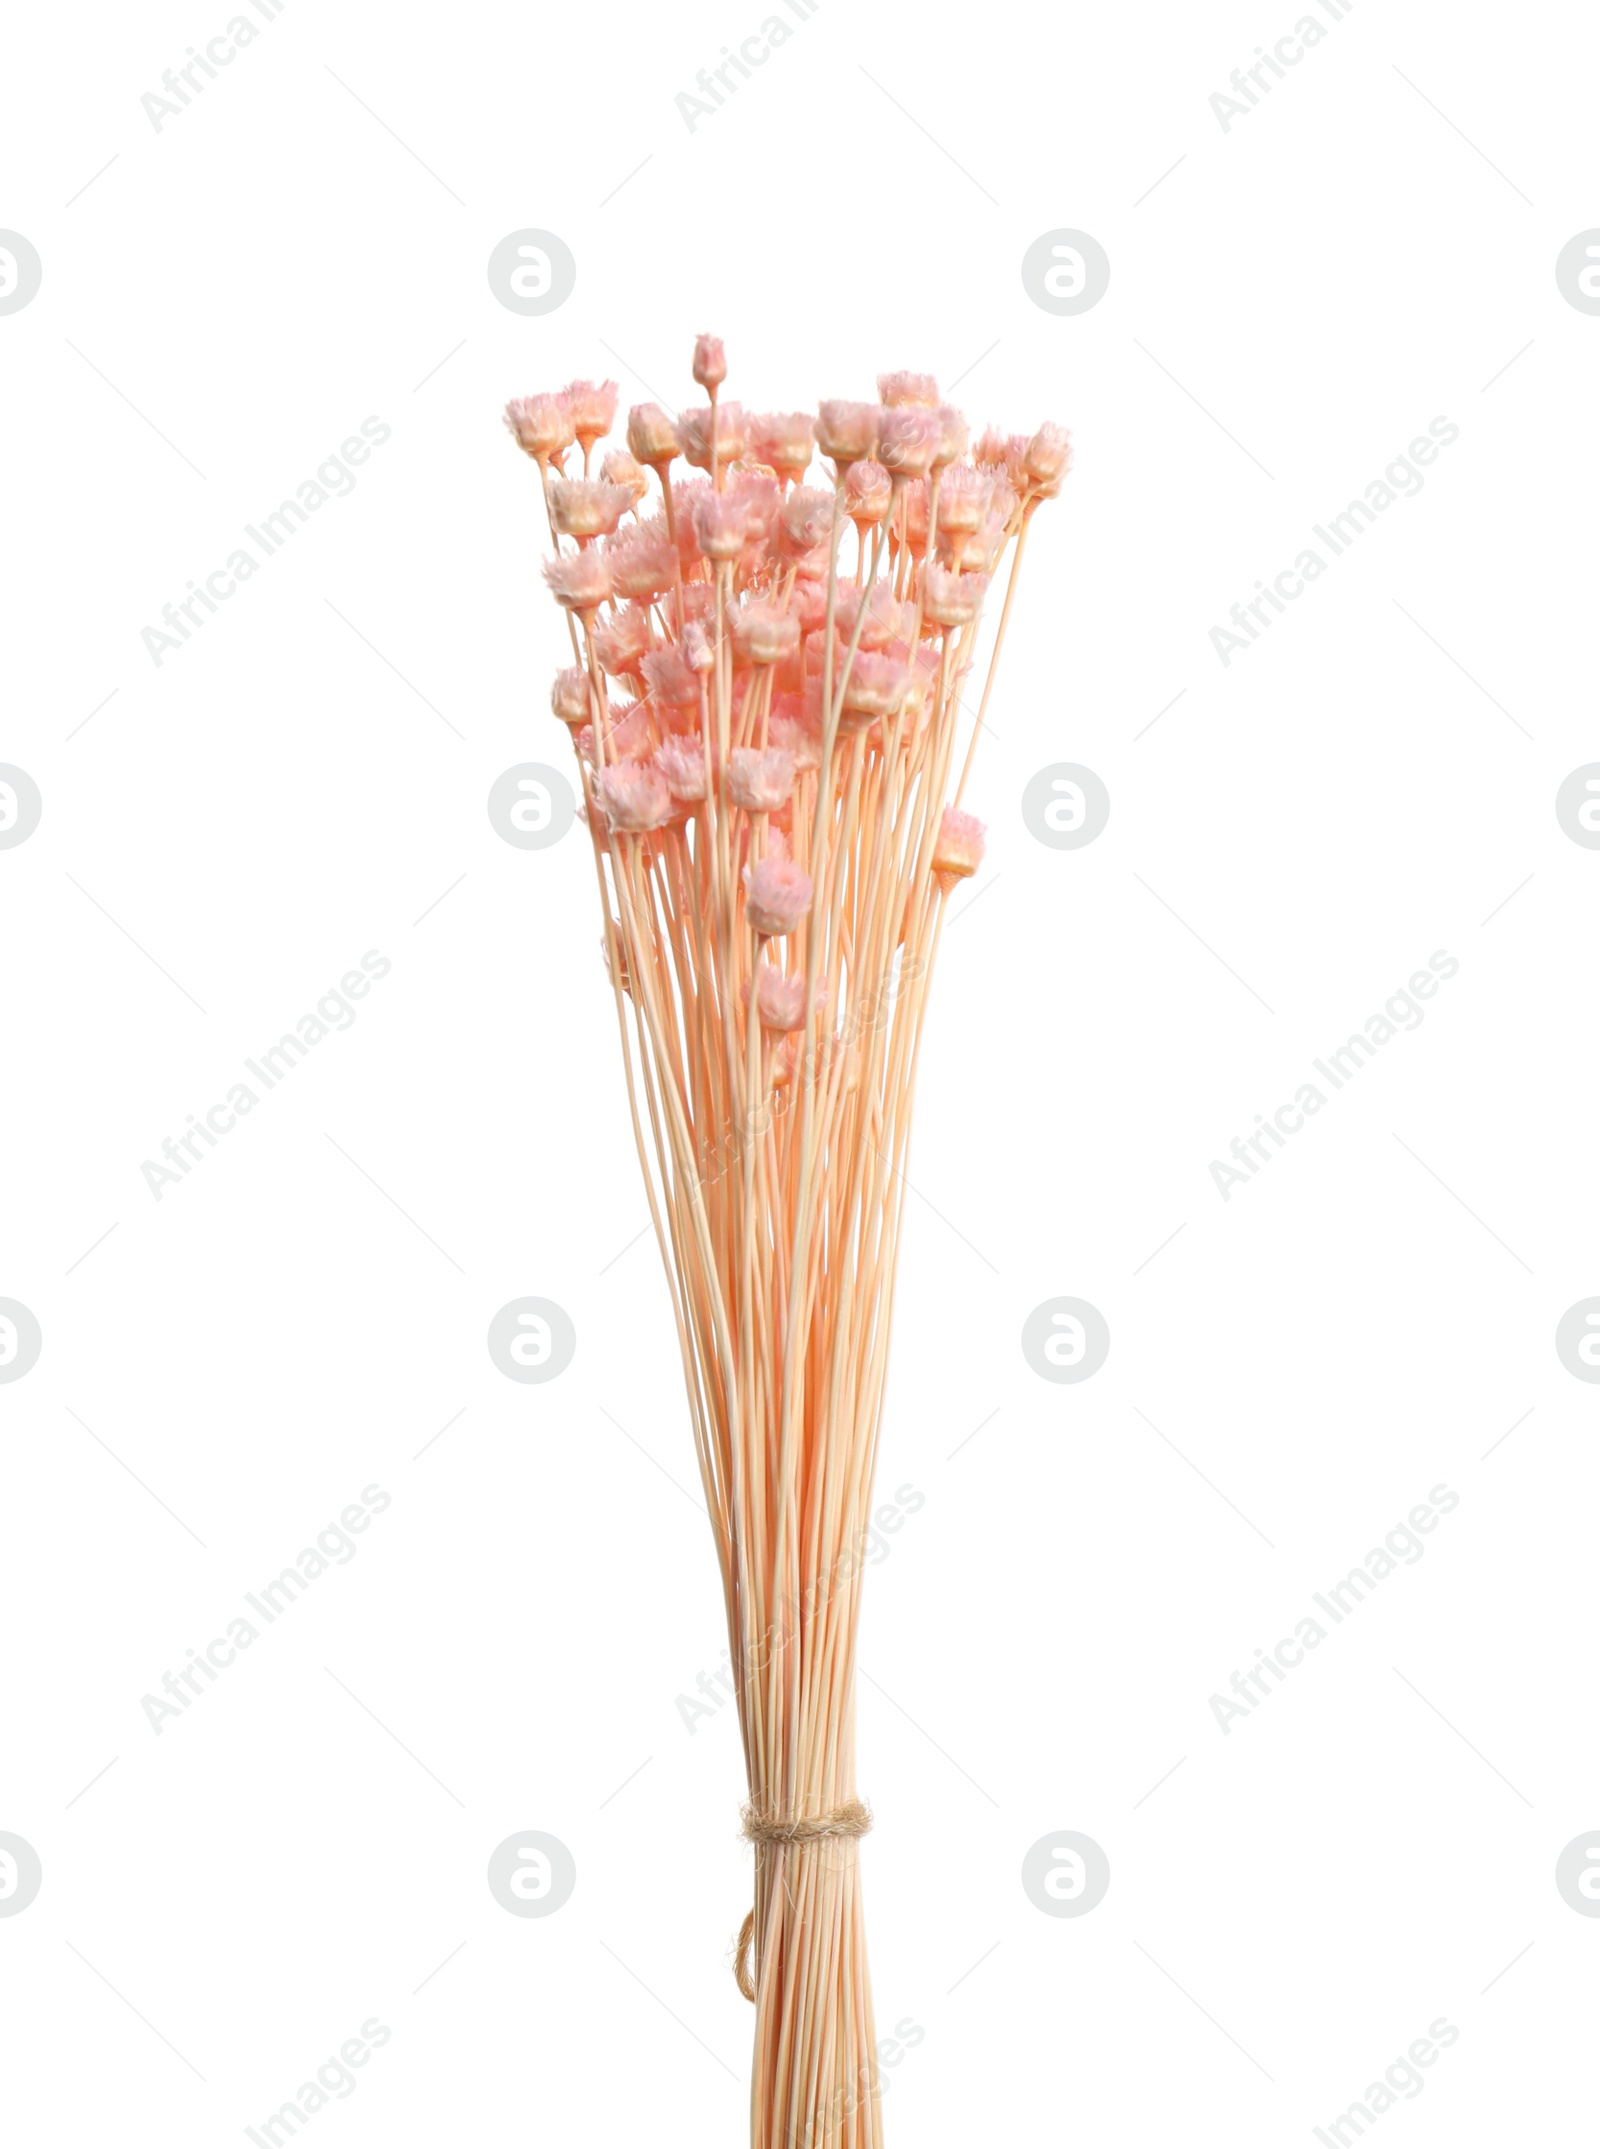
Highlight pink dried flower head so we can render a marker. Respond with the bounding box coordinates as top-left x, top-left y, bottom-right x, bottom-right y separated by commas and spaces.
676, 401, 746, 470
843, 460, 892, 528
504, 393, 575, 465
920, 564, 989, 628
788, 542, 832, 582
592, 603, 654, 677
779, 487, 836, 567
975, 428, 1032, 491
838, 651, 910, 724
549, 477, 634, 540
603, 519, 678, 601
747, 961, 820, 1032
595, 760, 672, 833
877, 371, 940, 409
731, 601, 801, 668
815, 400, 879, 467
832, 579, 907, 651
682, 580, 718, 624
1023, 422, 1073, 495
769, 705, 823, 773
986, 475, 1021, 532
933, 807, 986, 881
655, 736, 709, 804
543, 550, 611, 611
551, 666, 594, 726
861, 581, 913, 650
691, 488, 753, 562
727, 747, 795, 812
627, 402, 679, 468
894, 641, 944, 721
789, 578, 833, 634
875, 406, 938, 478
728, 467, 780, 547
749, 412, 815, 487
640, 643, 700, 706
933, 463, 990, 534
772, 1029, 808, 1086
563, 379, 618, 456
578, 702, 656, 766
692, 334, 727, 390
743, 857, 813, 936
931, 404, 969, 468
804, 630, 852, 696
956, 499, 1017, 572
683, 621, 717, 674
600, 448, 649, 506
